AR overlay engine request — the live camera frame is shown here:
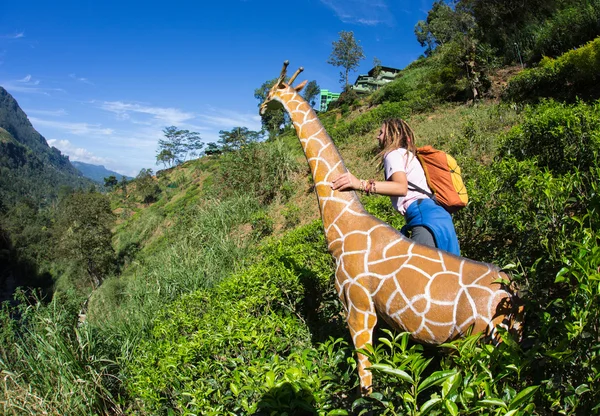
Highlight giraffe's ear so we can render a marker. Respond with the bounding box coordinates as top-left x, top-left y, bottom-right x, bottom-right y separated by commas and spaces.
294, 80, 308, 93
